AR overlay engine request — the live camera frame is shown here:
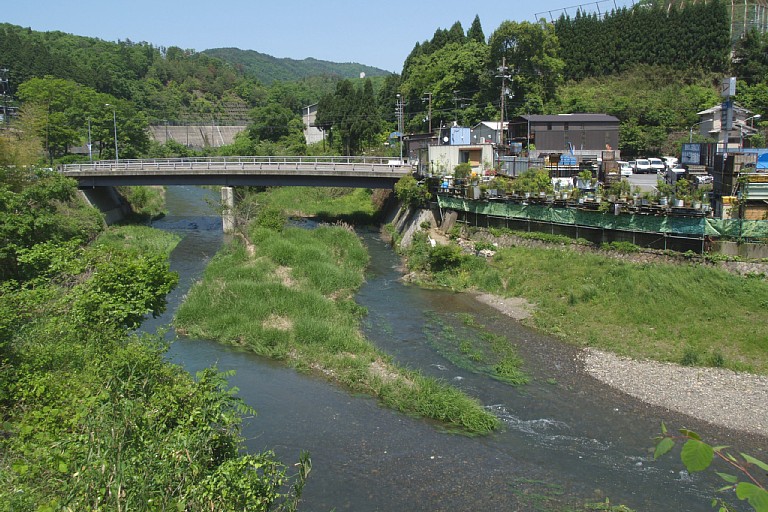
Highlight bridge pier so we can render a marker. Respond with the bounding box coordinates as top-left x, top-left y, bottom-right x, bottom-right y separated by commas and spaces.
221, 186, 235, 233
